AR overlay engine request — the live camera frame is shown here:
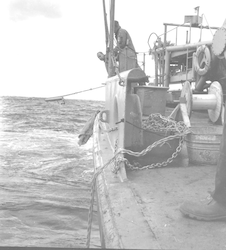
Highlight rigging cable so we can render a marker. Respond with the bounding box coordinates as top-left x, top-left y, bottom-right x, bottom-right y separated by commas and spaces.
45, 85, 105, 102
203, 14, 213, 36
